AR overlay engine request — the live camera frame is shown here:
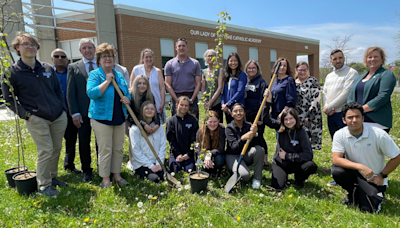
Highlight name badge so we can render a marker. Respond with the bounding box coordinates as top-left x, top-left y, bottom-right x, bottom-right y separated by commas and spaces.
185, 124, 192, 129
43, 72, 51, 78
245, 84, 256, 92
291, 140, 299, 146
